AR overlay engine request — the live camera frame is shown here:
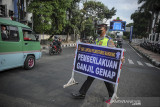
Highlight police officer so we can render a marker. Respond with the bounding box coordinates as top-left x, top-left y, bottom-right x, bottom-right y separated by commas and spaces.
72, 24, 124, 99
